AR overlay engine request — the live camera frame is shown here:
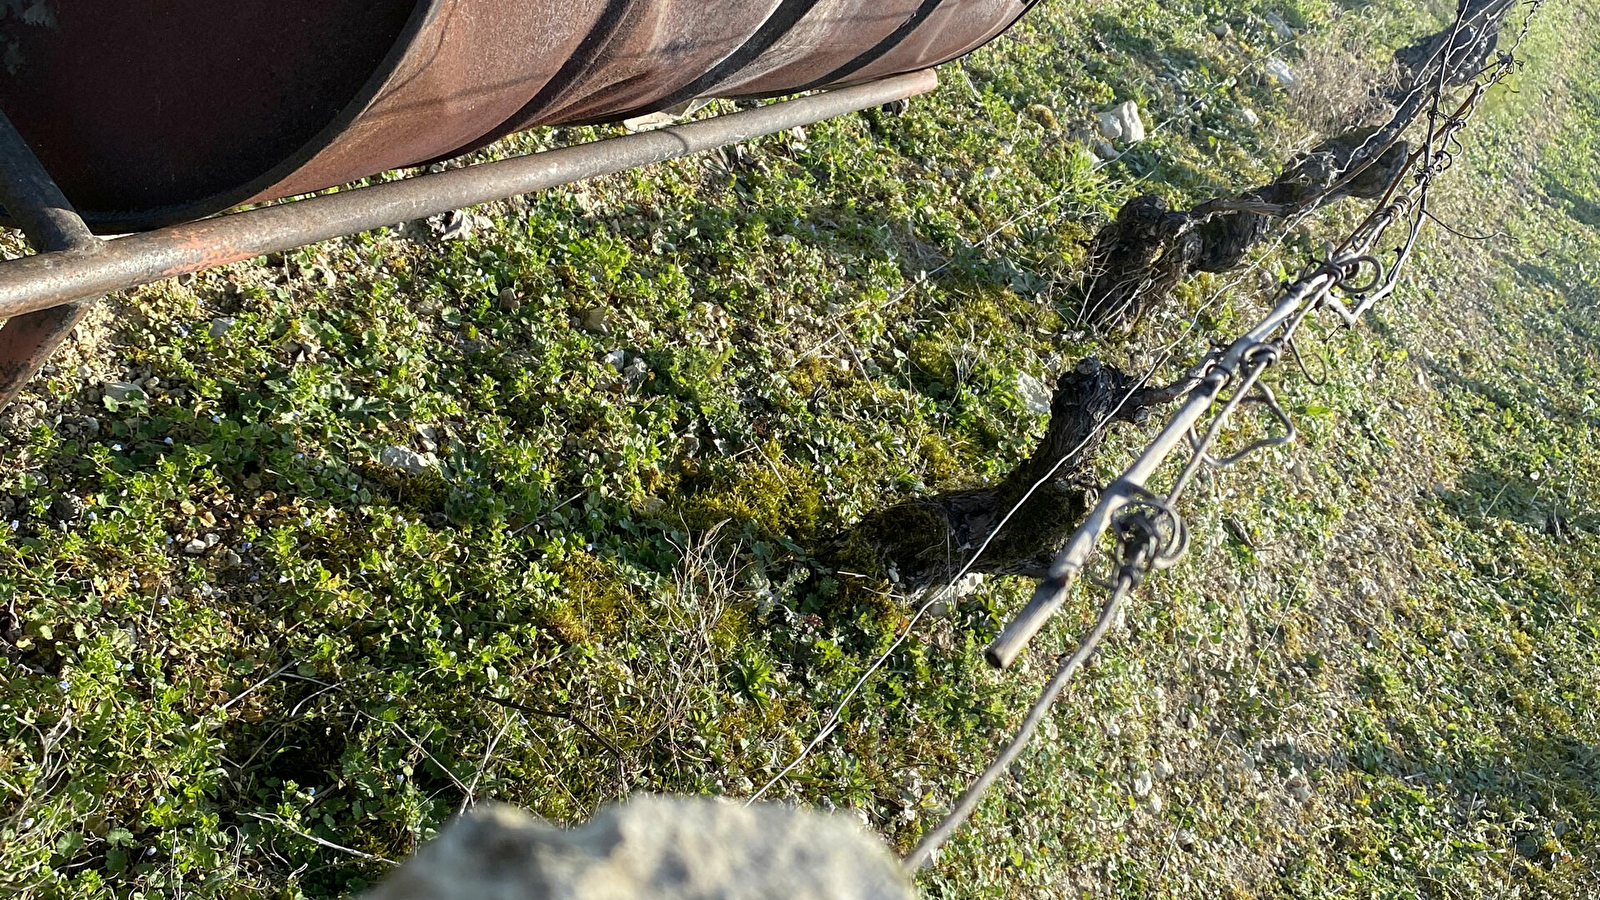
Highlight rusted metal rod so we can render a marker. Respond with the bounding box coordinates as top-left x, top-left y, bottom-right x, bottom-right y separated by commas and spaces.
0, 70, 937, 320
0, 110, 104, 410
0, 115, 100, 254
